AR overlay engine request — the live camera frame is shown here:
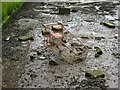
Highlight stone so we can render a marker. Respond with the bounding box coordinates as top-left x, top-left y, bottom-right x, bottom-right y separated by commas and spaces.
112, 53, 120, 59
18, 36, 34, 41
71, 8, 78, 12
100, 22, 115, 28
29, 52, 37, 61
39, 57, 46, 60
55, 75, 63, 78
30, 56, 36, 62
58, 7, 70, 14
96, 47, 102, 55
80, 34, 91, 39
95, 54, 100, 58
94, 47, 103, 58
36, 50, 42, 55
62, 39, 67, 43
5, 36, 11, 41
85, 69, 105, 78
30, 74, 37, 80
114, 34, 118, 39
95, 37, 105, 40
49, 57, 58, 65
